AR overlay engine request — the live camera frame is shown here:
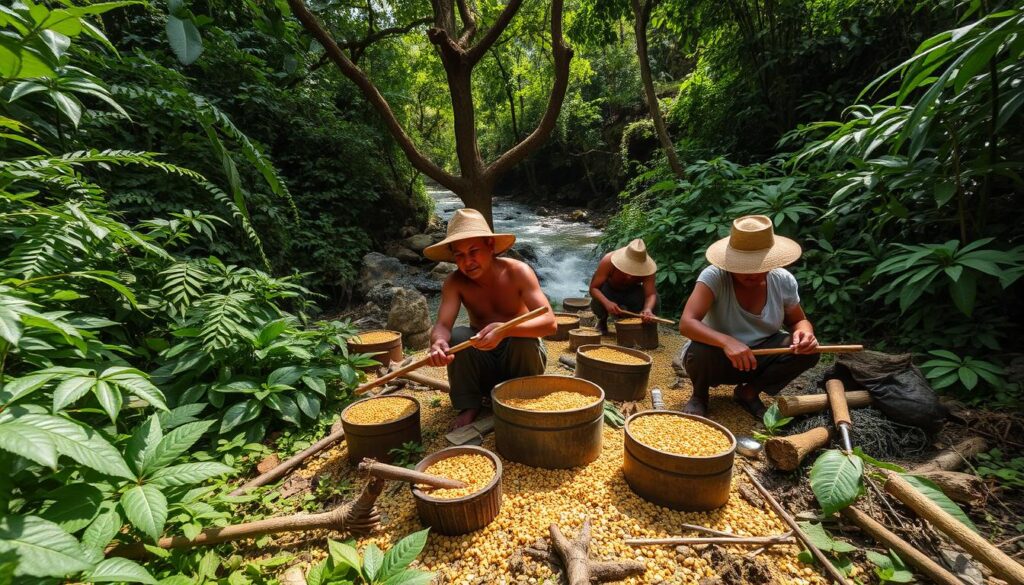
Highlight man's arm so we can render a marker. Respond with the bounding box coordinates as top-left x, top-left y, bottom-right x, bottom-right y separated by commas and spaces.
678, 283, 757, 372
589, 255, 621, 316
473, 263, 555, 350
640, 274, 658, 320
783, 304, 818, 354
426, 277, 462, 366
